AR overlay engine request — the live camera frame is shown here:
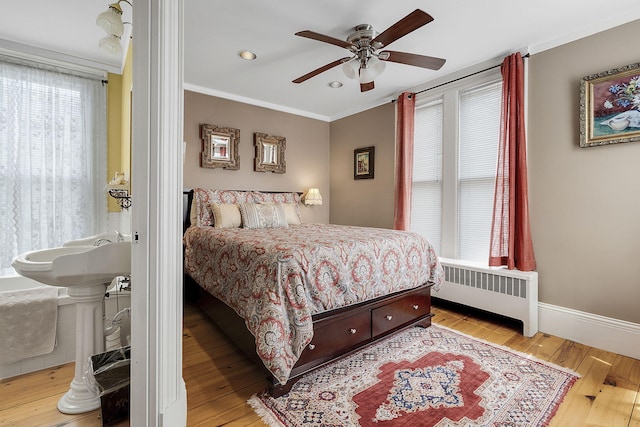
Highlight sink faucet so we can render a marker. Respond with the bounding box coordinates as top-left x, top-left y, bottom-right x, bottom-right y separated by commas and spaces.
94, 231, 125, 246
